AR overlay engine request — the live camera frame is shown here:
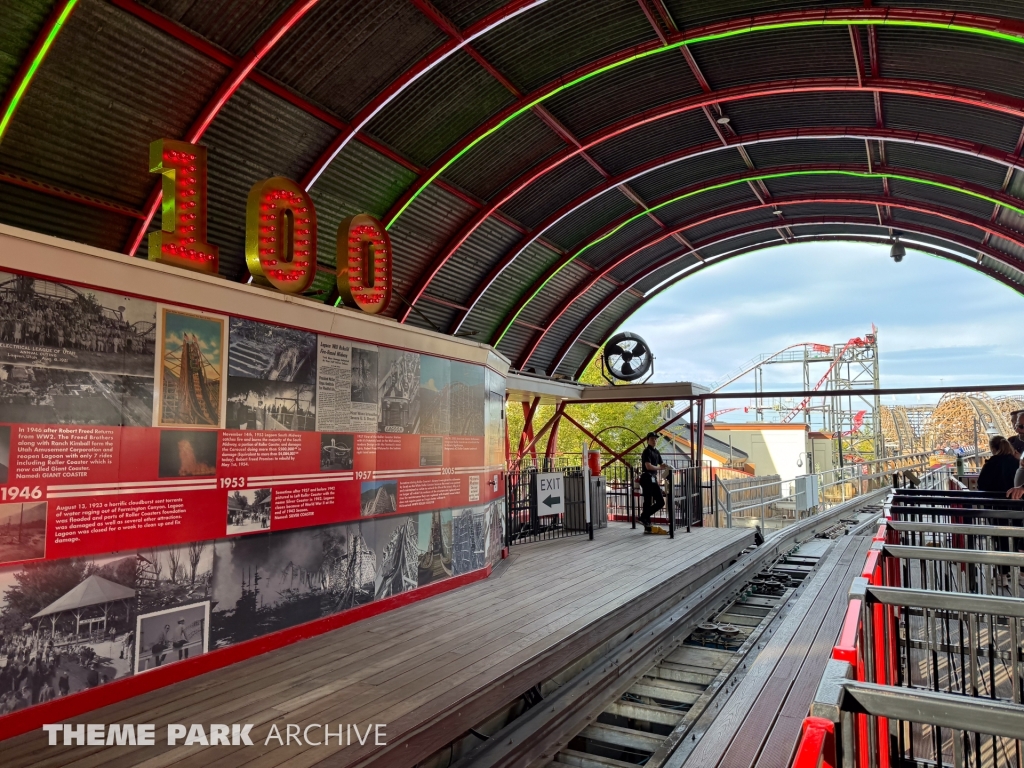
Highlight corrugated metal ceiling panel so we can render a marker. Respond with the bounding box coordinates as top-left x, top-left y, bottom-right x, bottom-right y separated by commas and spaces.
744, 138, 869, 169
141, 0, 290, 57
882, 94, 1023, 154
890, 208, 986, 243
0, 180, 132, 252
259, 0, 446, 122
665, 0, 850, 30
576, 216, 663, 271
584, 110, 721, 178
471, 0, 653, 94
405, 298, 458, 335
683, 207, 781, 244
540, 48, 704, 139
0, 0, 51, 96
364, 49, 516, 167
429, 0, 514, 30
462, 240, 560, 337
632, 255, 708, 295
878, 27, 1024, 103
887, 178, 997, 221
723, 92, 877, 135
884, 143, 1007, 190
626, 150, 752, 203
515, 260, 598, 329
760, 172, 884, 199
430, 217, 523, 306
609, 238, 689, 283
530, 282, 619, 371
655, 184, 758, 228
545, 189, 638, 253
778, 203, 880, 221
891, 0, 1024, 23
687, 26, 856, 90
441, 110, 566, 202
0, 0, 226, 209
499, 154, 605, 230
386, 183, 477, 315
309, 139, 418, 274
